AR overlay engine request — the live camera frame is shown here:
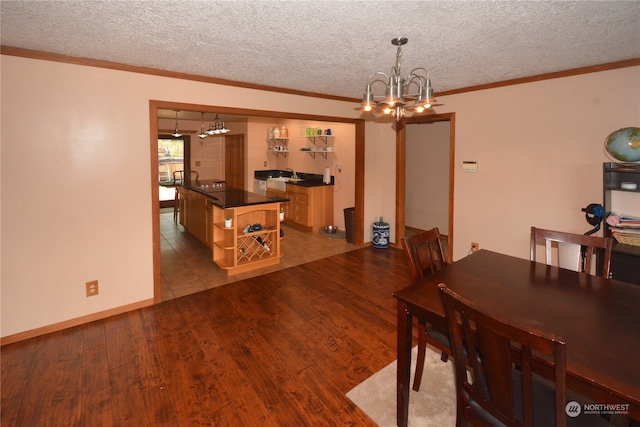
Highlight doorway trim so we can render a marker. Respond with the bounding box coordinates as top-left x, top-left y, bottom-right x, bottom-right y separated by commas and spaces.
395, 112, 456, 262
149, 100, 366, 303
